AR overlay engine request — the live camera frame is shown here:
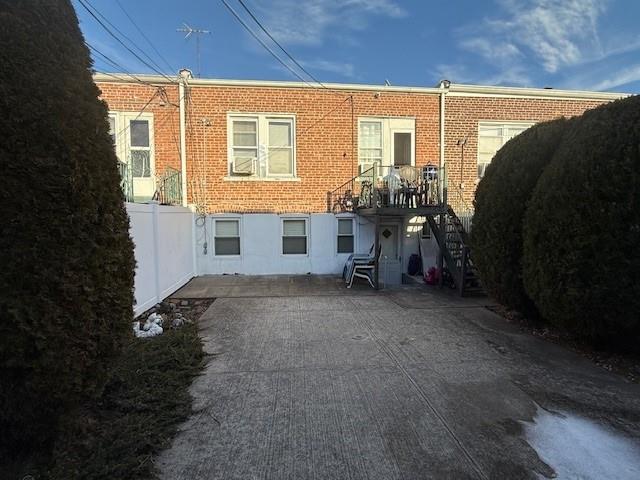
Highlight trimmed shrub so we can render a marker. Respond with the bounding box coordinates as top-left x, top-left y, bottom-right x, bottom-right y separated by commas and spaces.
472, 118, 572, 314
523, 96, 640, 349
0, 0, 135, 449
